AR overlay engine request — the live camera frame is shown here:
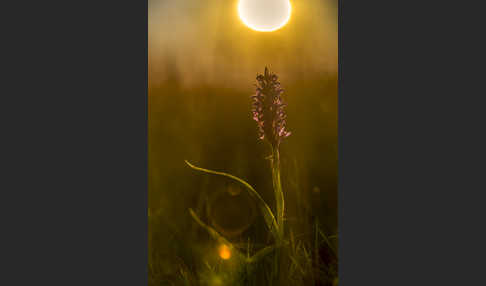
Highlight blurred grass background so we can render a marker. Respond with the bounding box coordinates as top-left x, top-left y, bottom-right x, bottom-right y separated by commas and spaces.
149, 0, 338, 284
